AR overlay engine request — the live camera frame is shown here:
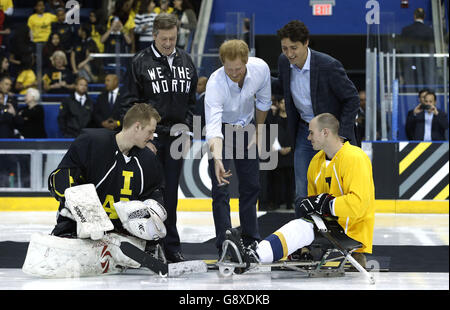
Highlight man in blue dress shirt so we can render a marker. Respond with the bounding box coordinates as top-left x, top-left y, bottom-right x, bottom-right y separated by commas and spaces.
204, 39, 272, 255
